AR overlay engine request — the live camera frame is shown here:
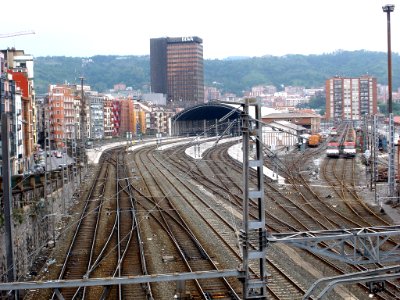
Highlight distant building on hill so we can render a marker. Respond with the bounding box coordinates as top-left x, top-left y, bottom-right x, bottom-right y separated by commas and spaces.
142, 93, 166, 106
113, 83, 126, 91
325, 75, 377, 121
